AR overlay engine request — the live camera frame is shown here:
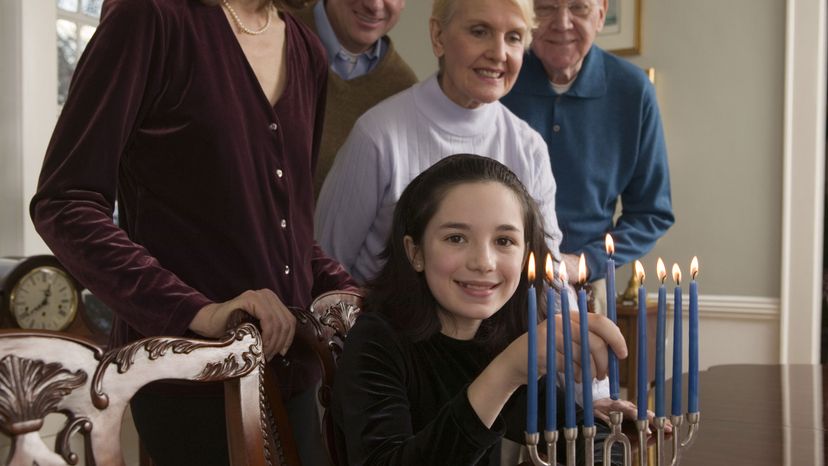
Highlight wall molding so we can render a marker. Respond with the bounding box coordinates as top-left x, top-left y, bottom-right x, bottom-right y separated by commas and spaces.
652, 293, 780, 321
780, 0, 826, 364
